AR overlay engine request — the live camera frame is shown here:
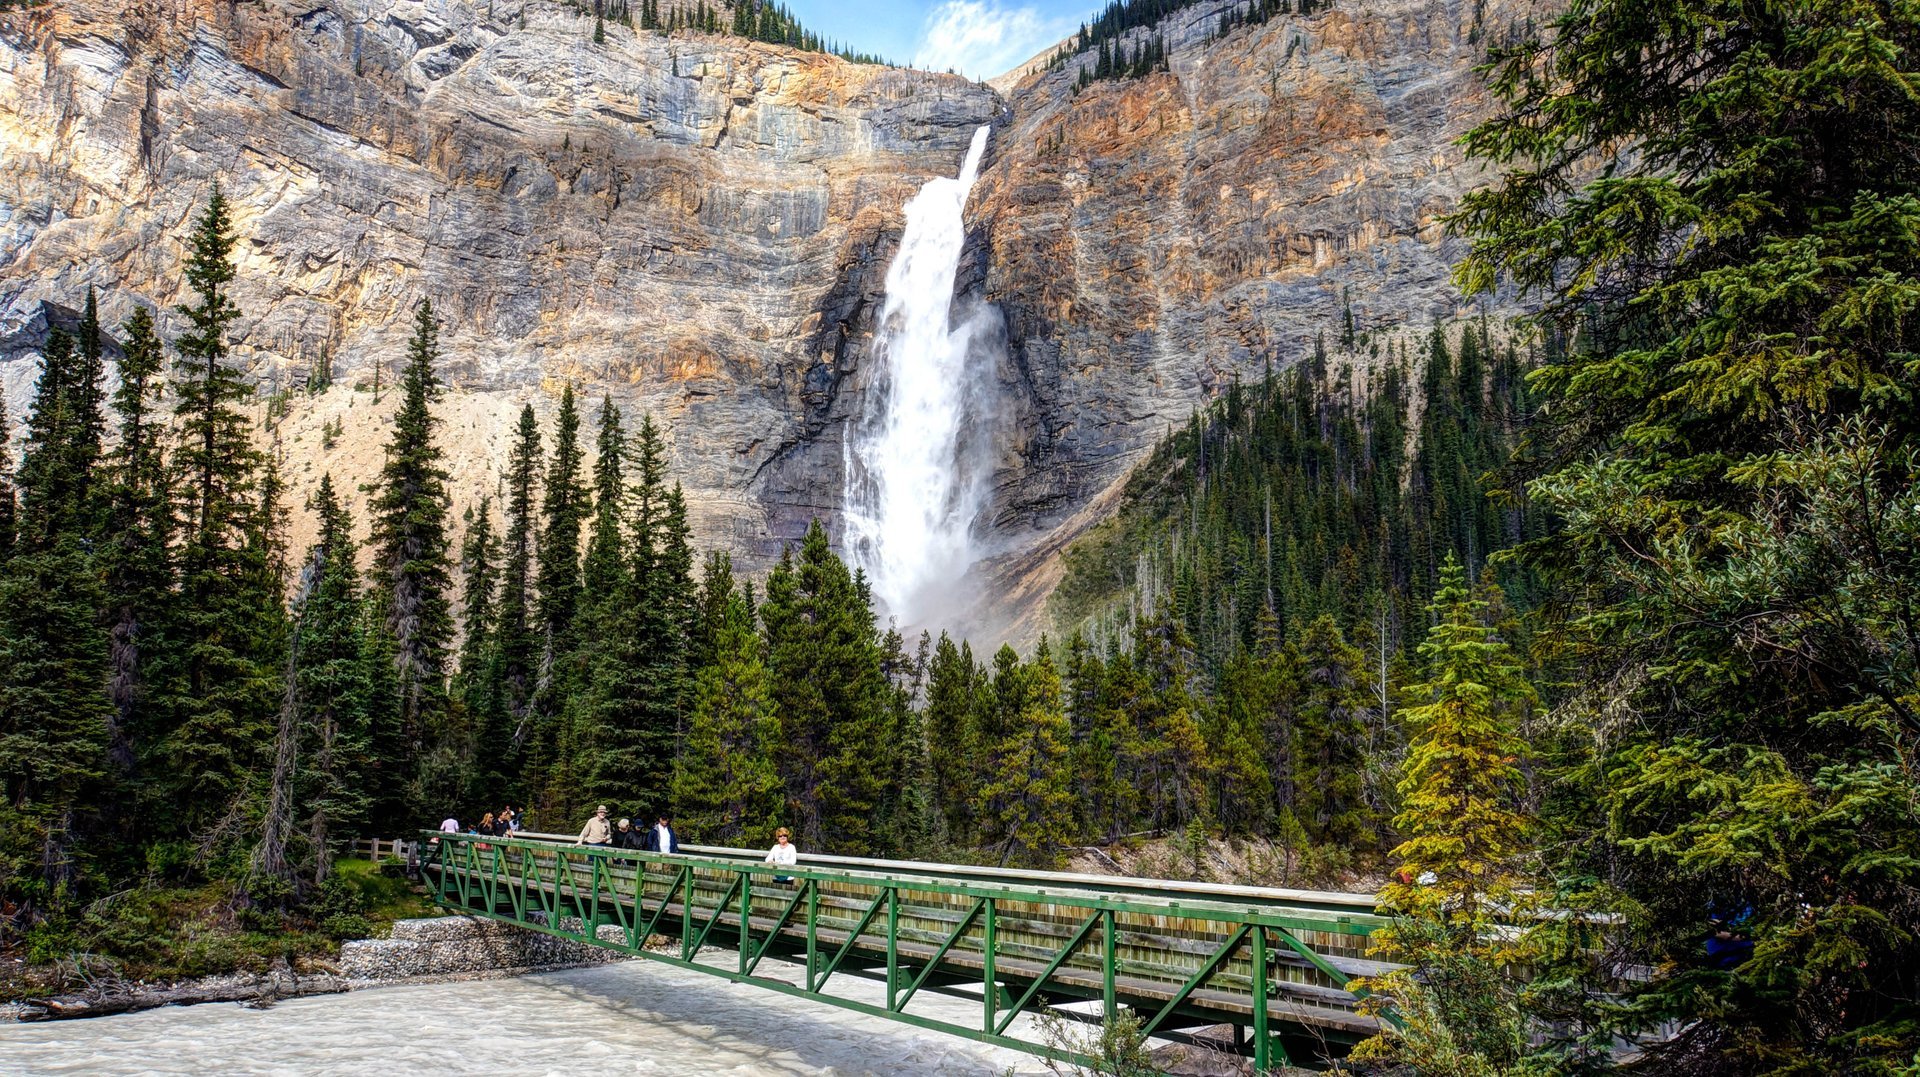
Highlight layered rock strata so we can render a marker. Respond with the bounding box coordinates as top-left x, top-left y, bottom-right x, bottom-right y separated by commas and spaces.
0, 0, 1505, 638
